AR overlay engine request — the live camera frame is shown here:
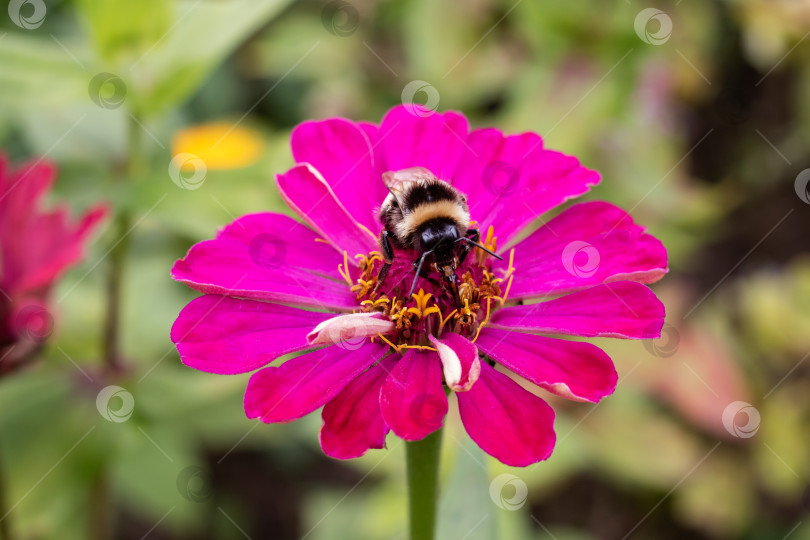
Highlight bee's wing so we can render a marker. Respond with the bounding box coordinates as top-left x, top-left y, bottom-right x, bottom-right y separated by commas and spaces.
382, 167, 434, 212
